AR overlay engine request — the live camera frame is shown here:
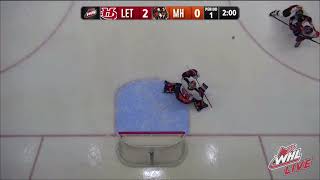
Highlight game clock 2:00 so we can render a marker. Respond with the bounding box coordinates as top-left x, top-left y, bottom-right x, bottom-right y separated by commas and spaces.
219, 6, 239, 20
